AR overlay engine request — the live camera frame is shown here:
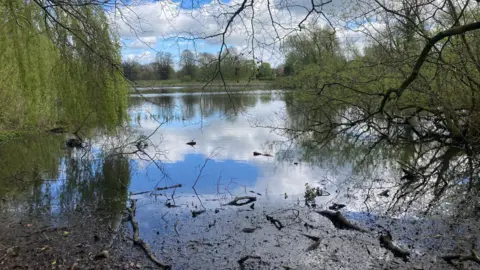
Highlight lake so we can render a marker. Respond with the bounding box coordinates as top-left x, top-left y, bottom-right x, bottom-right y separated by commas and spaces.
0, 90, 478, 269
